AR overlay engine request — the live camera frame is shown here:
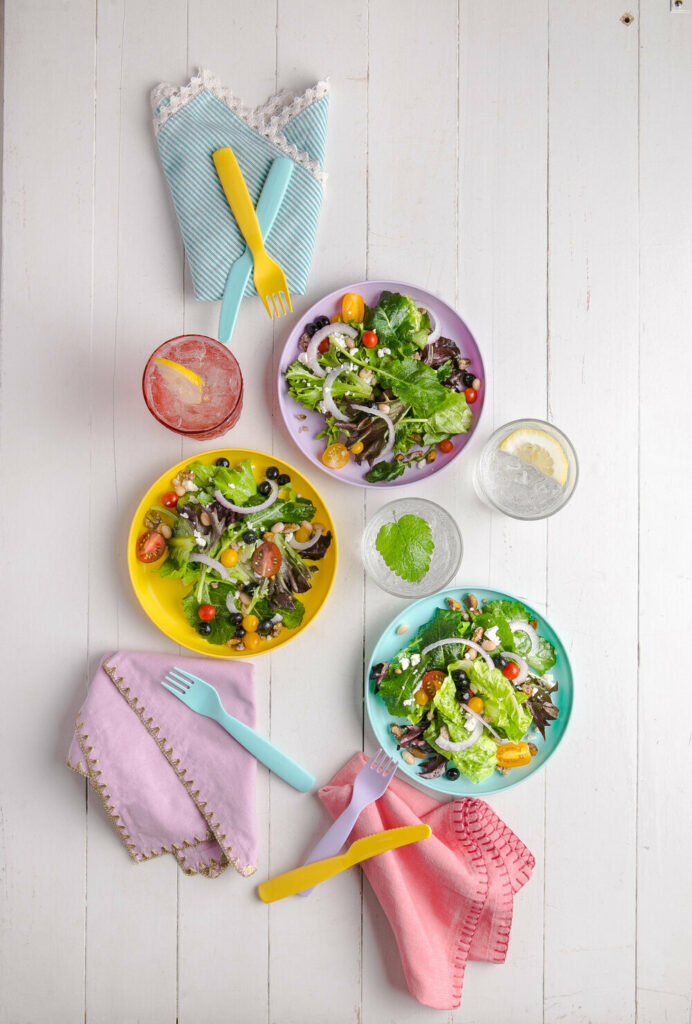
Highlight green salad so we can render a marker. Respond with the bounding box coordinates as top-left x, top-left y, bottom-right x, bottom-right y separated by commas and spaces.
135, 457, 332, 652
285, 290, 482, 482
371, 593, 559, 782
